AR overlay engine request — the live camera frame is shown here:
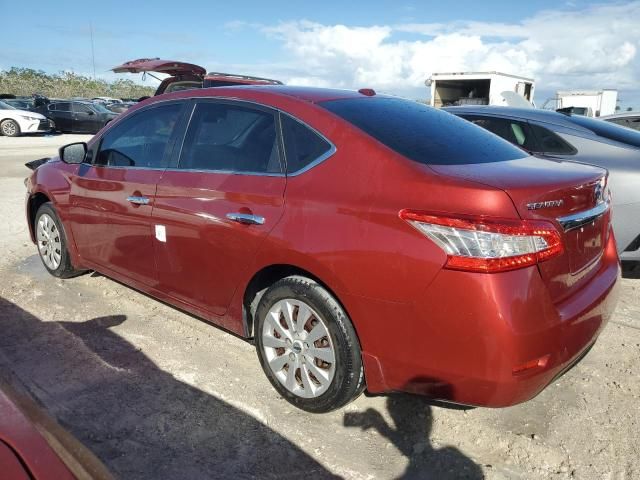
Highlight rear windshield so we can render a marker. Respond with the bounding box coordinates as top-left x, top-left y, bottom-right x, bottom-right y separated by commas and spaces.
320, 97, 526, 165
567, 114, 640, 149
